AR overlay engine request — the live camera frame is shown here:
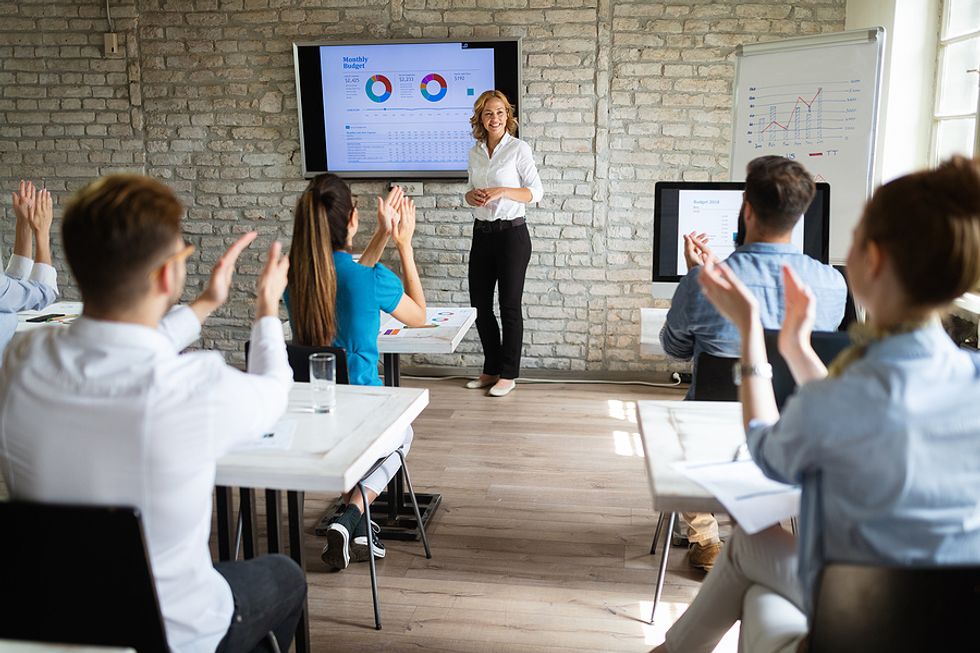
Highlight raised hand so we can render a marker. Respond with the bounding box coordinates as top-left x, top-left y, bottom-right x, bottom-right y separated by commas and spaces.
779, 264, 817, 353
256, 240, 290, 319
31, 187, 53, 234
393, 196, 416, 248
11, 180, 35, 225
697, 261, 759, 334
192, 232, 257, 322
376, 185, 404, 235
683, 231, 716, 270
